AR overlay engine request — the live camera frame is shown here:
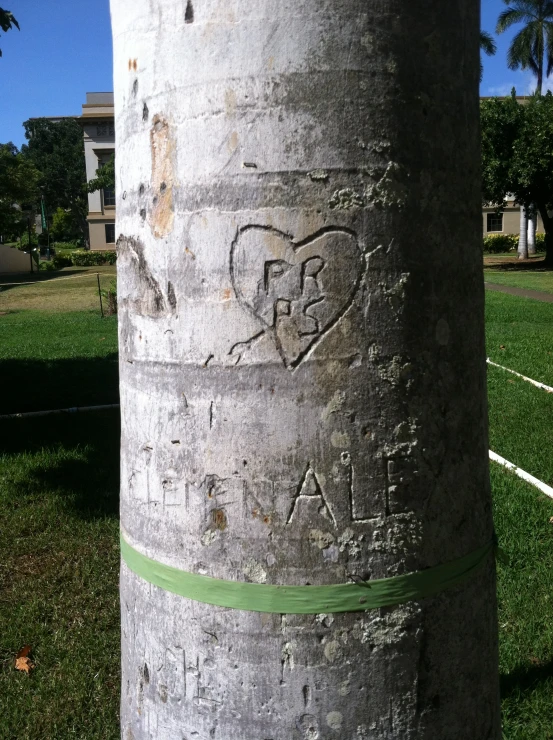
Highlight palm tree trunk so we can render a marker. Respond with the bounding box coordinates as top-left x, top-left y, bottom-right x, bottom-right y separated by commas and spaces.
528, 207, 537, 256
113, 1, 500, 738
537, 203, 553, 265
518, 205, 528, 259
